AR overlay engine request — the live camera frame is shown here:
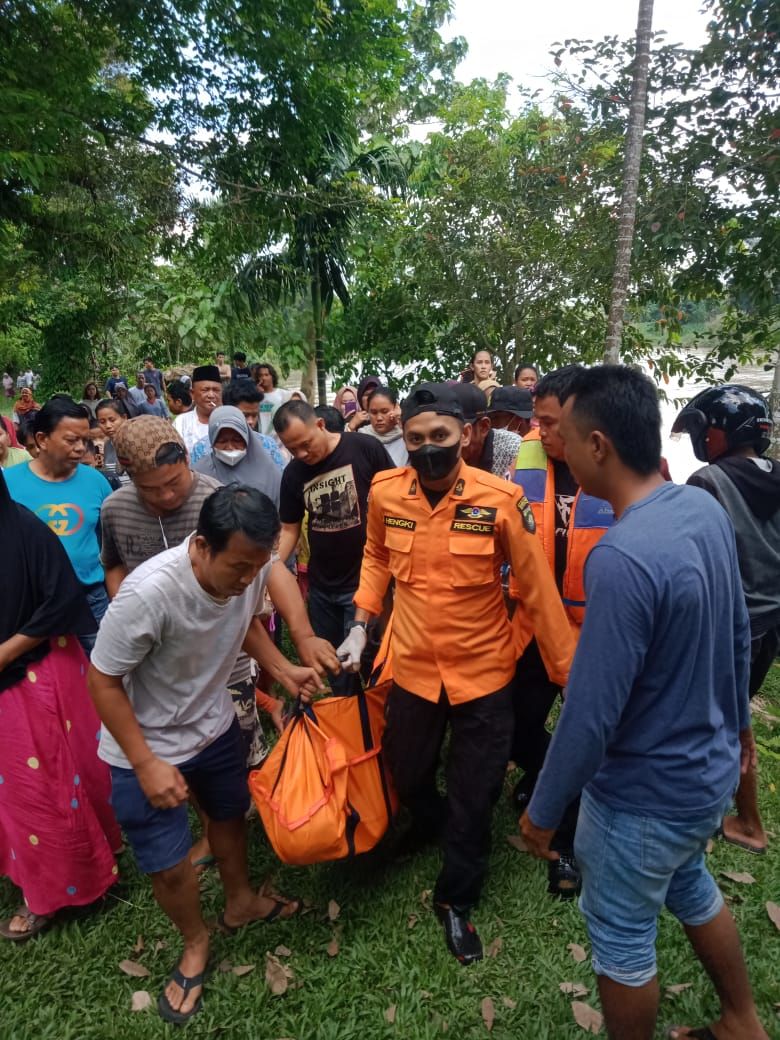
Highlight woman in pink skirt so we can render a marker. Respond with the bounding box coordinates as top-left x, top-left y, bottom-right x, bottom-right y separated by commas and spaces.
0, 470, 121, 940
